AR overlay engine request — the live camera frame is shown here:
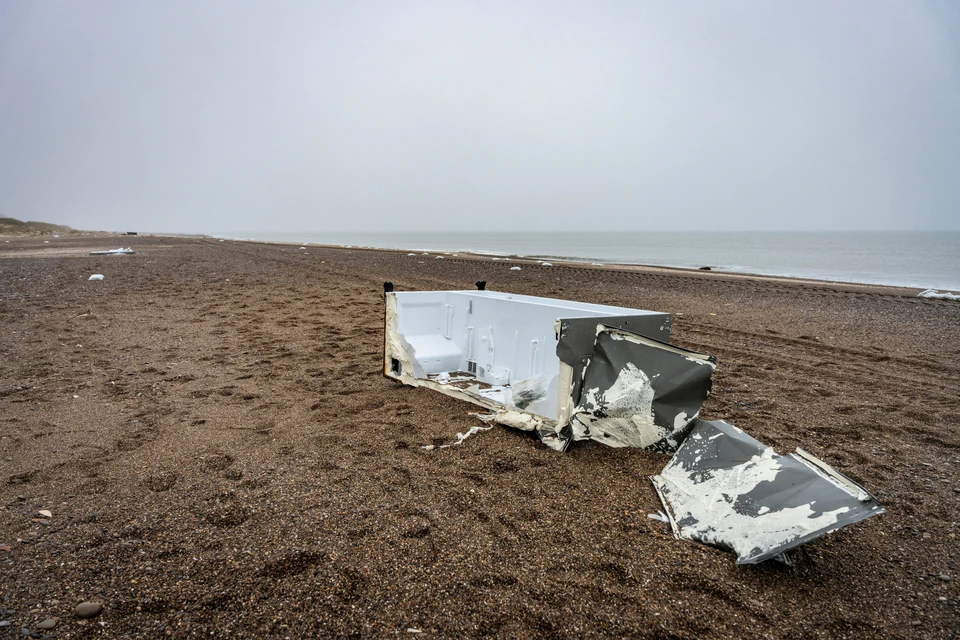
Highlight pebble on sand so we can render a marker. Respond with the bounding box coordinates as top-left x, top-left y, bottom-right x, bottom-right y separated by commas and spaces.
36, 619, 56, 630
75, 602, 103, 619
